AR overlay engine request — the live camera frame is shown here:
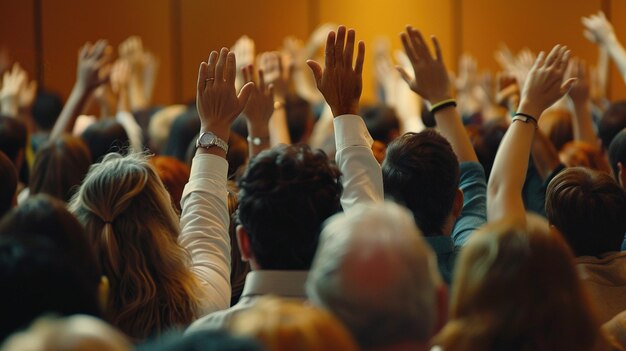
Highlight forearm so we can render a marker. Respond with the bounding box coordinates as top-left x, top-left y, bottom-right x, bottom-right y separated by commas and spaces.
246, 122, 271, 158
572, 101, 598, 144
269, 104, 291, 146
605, 36, 626, 84
433, 105, 479, 162
50, 85, 91, 139
531, 128, 561, 180
488, 113, 535, 222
